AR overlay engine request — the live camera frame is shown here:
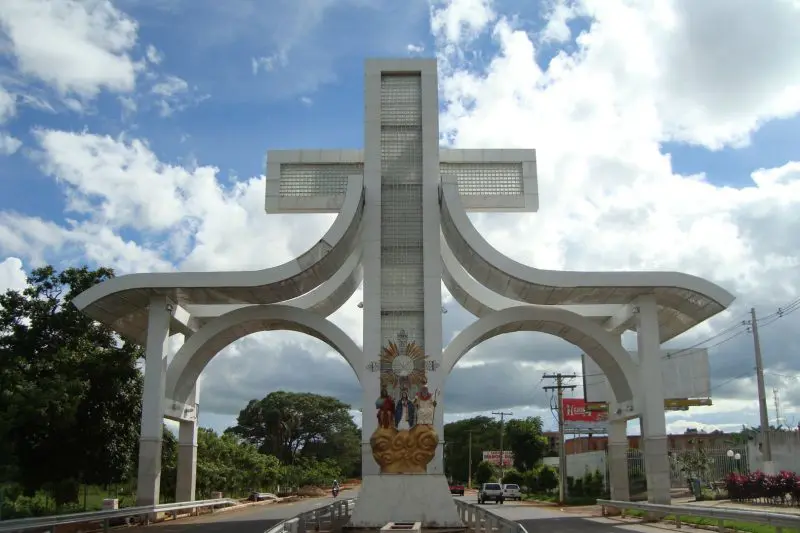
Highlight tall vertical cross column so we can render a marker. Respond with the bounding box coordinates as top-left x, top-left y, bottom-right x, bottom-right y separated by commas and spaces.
352, 59, 460, 528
